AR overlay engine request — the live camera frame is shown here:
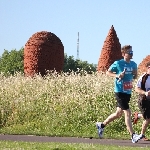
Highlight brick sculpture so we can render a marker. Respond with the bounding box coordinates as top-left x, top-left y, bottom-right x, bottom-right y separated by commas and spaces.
97, 25, 122, 72
138, 55, 150, 73
24, 31, 64, 76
